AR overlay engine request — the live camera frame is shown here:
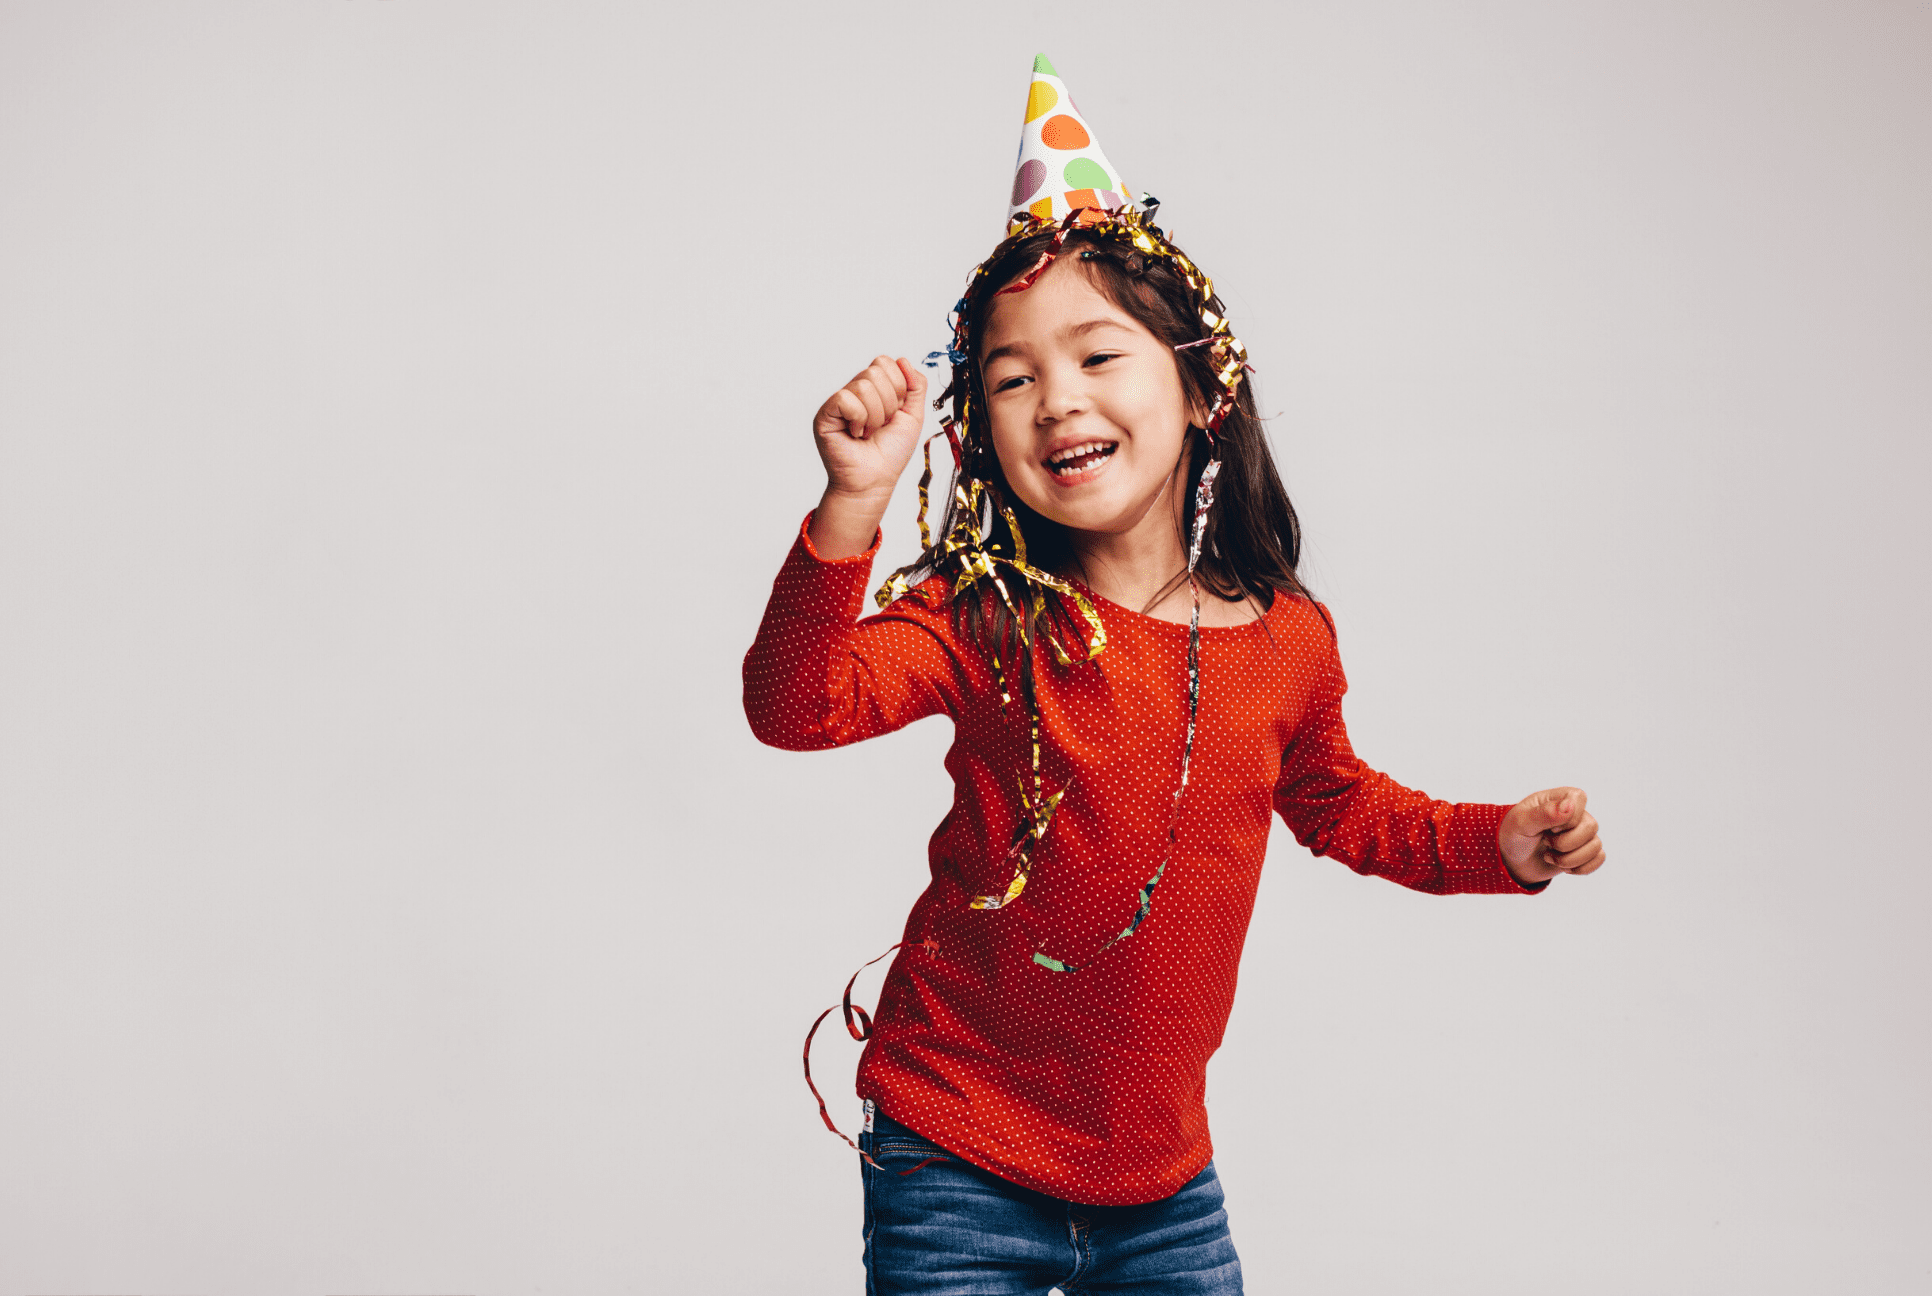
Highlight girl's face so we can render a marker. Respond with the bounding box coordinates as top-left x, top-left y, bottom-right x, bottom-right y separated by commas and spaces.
979, 257, 1201, 542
